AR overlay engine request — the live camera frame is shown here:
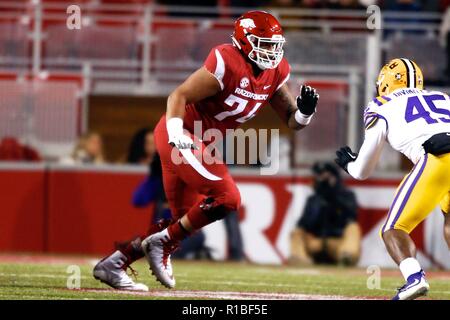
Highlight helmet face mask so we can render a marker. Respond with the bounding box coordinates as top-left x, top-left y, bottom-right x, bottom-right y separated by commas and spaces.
375, 72, 384, 96
232, 11, 285, 71
247, 34, 285, 70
